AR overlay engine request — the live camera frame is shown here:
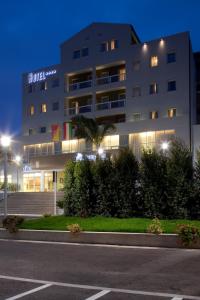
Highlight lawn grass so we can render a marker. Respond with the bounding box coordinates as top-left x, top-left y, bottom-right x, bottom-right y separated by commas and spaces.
20, 216, 200, 234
